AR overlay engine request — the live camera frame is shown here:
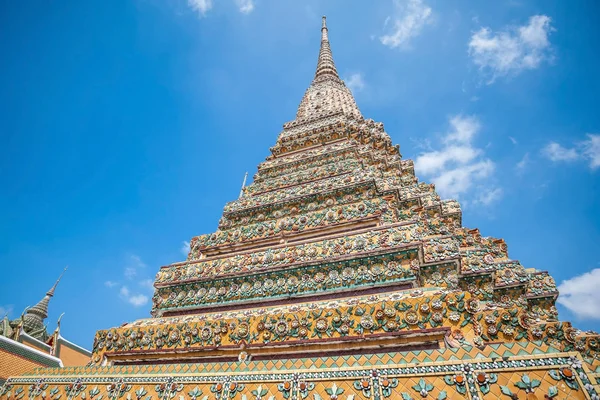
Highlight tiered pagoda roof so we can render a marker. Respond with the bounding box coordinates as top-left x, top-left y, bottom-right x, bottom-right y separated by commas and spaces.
0, 269, 91, 384
0, 269, 66, 343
